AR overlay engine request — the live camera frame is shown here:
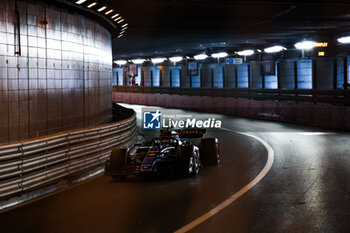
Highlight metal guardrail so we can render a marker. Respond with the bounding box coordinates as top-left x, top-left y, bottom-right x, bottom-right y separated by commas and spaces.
113, 86, 350, 105
0, 111, 136, 200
